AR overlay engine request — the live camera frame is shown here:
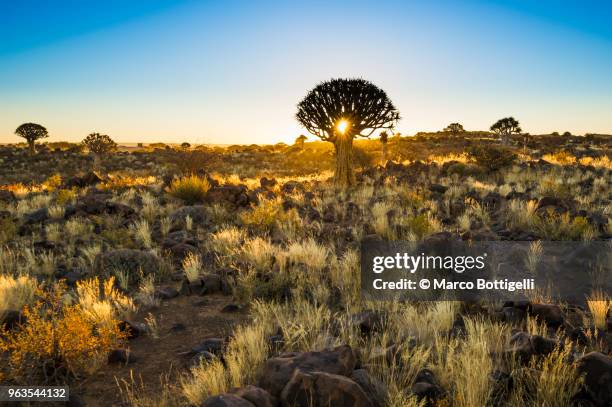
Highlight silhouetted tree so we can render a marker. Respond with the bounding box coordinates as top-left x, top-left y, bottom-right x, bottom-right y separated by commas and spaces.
296, 78, 400, 186
379, 131, 389, 165
295, 134, 307, 149
15, 123, 48, 156
181, 142, 191, 149
82, 132, 117, 167
443, 123, 465, 136
490, 117, 521, 145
